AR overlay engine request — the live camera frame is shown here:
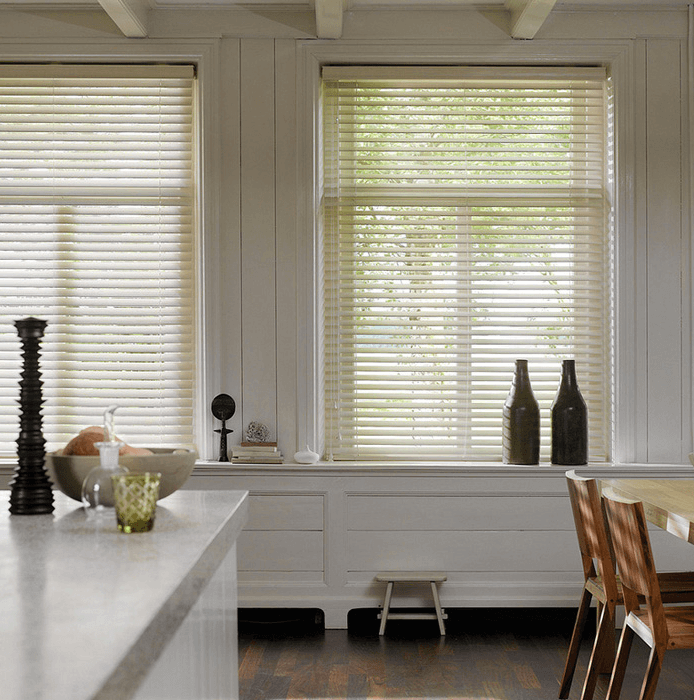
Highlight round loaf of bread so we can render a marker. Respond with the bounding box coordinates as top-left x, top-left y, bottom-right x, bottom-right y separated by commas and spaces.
62, 427, 153, 456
